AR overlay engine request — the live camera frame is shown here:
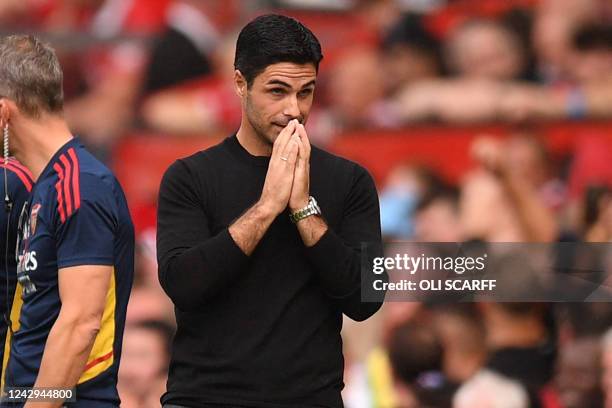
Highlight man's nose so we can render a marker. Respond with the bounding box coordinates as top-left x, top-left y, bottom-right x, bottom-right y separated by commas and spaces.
283, 94, 300, 119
